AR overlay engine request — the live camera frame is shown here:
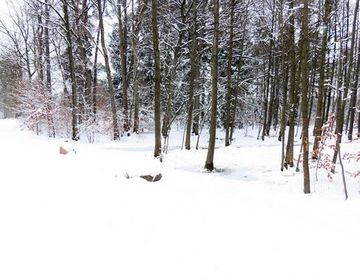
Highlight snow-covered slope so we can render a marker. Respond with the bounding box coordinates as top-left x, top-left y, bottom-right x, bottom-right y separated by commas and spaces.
0, 119, 359, 280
